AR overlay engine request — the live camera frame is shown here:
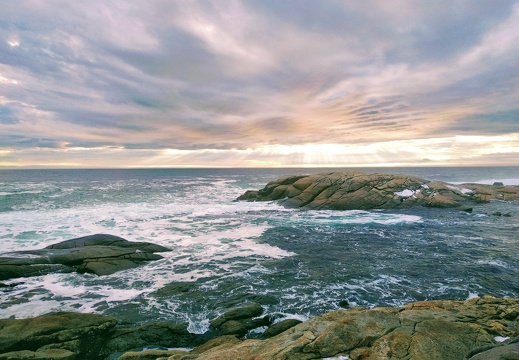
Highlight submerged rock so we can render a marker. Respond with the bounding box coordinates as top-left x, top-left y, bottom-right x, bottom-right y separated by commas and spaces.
0, 234, 170, 281
209, 303, 270, 337
171, 296, 519, 360
237, 171, 519, 210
